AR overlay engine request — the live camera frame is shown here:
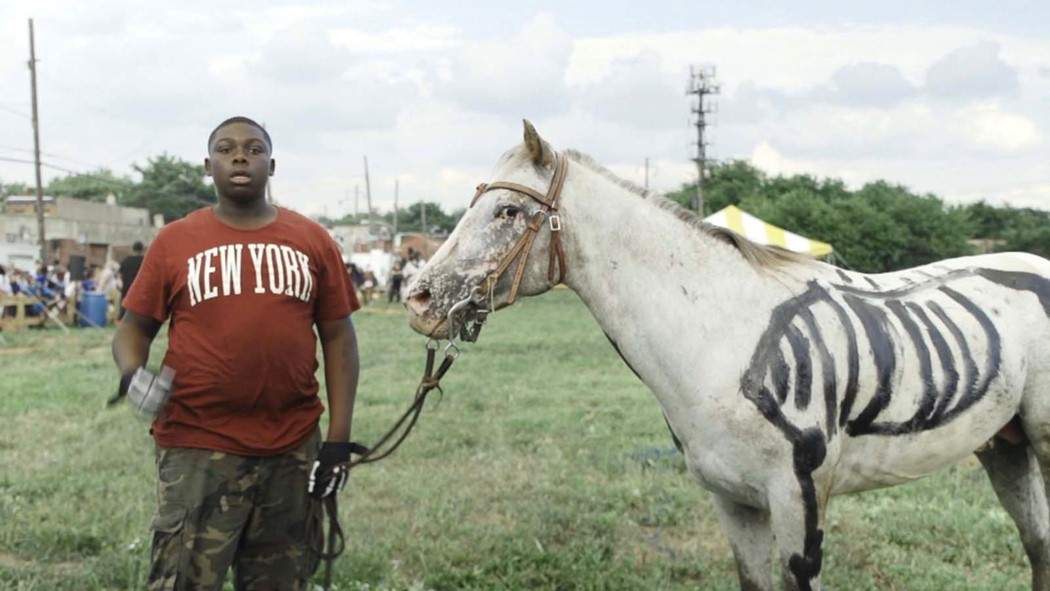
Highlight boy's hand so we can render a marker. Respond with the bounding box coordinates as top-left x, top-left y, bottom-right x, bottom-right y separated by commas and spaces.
308, 442, 355, 499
